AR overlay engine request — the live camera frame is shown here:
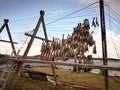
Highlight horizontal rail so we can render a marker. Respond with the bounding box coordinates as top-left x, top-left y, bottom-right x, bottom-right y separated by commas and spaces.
0, 39, 18, 44
25, 33, 52, 42
9, 58, 120, 71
